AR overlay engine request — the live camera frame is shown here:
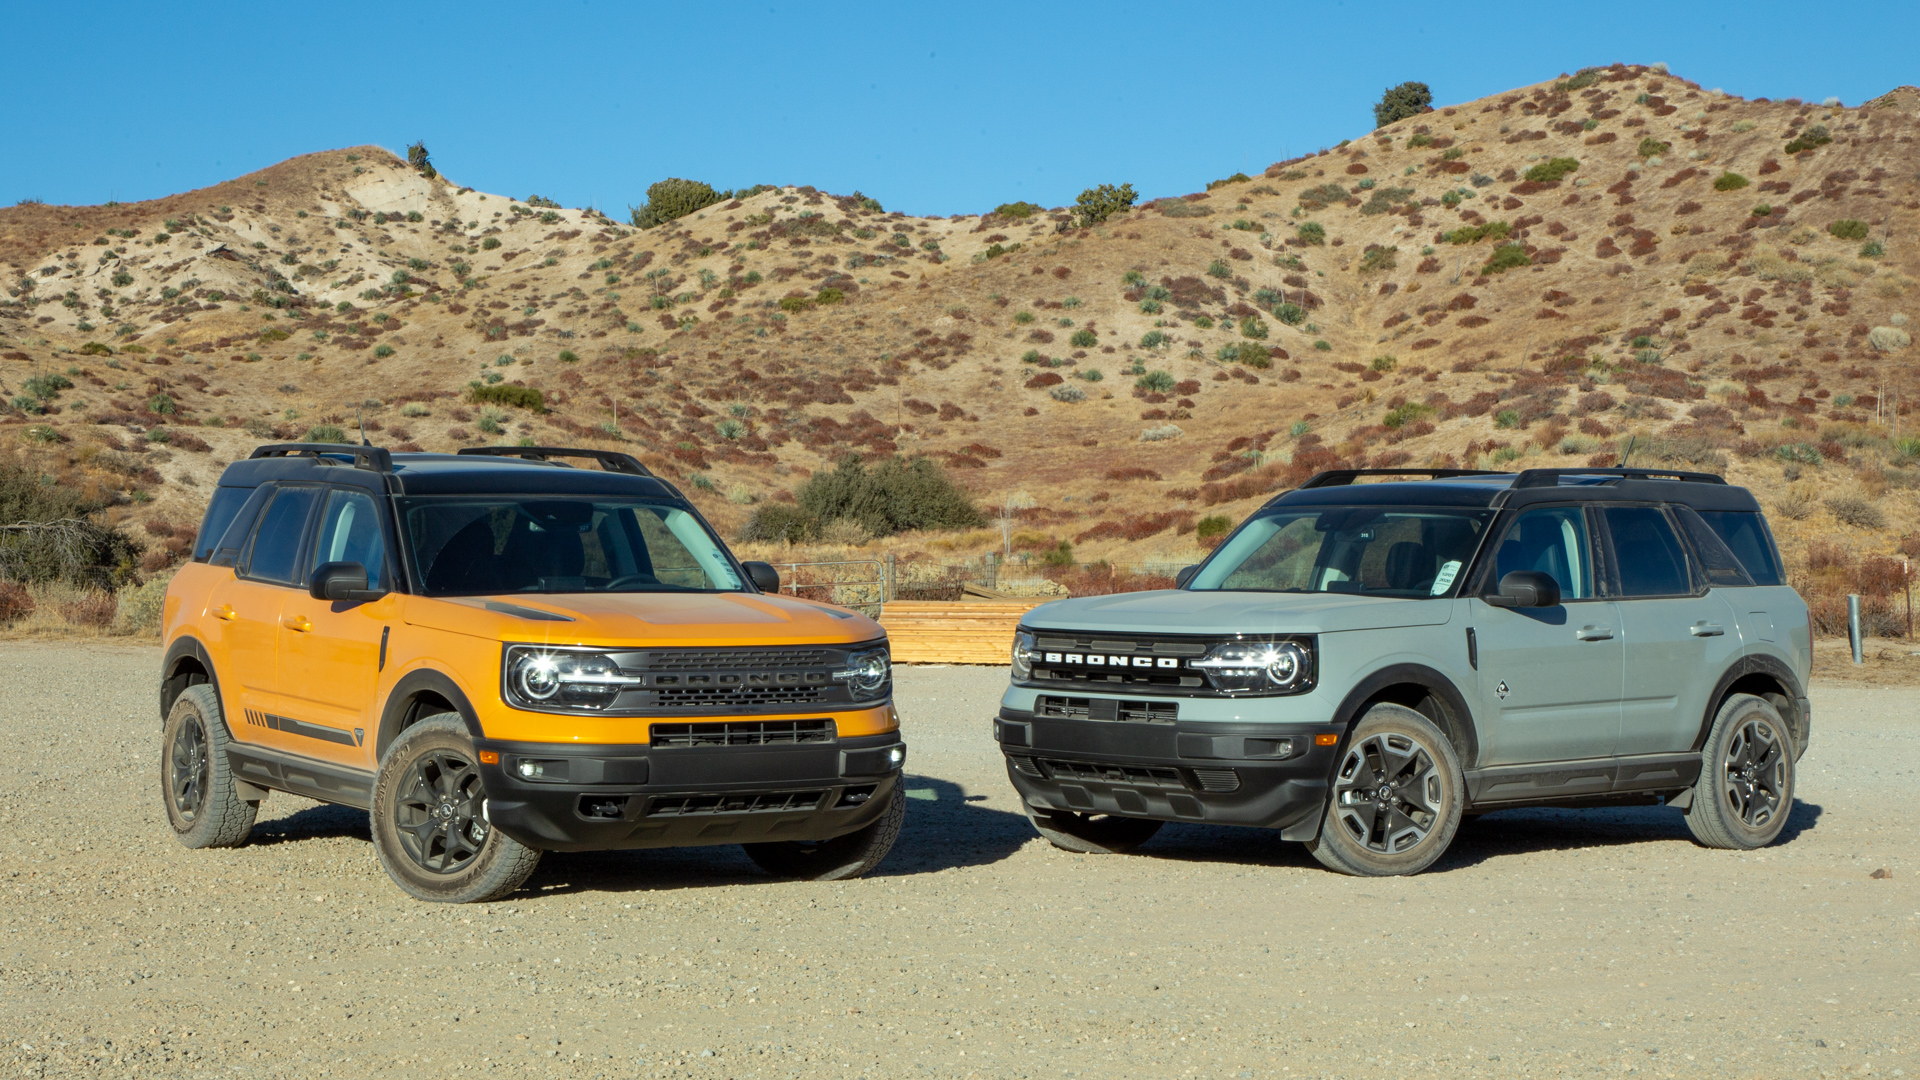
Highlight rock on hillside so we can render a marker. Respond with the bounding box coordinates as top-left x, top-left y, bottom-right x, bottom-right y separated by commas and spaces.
1, 63, 1918, 587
